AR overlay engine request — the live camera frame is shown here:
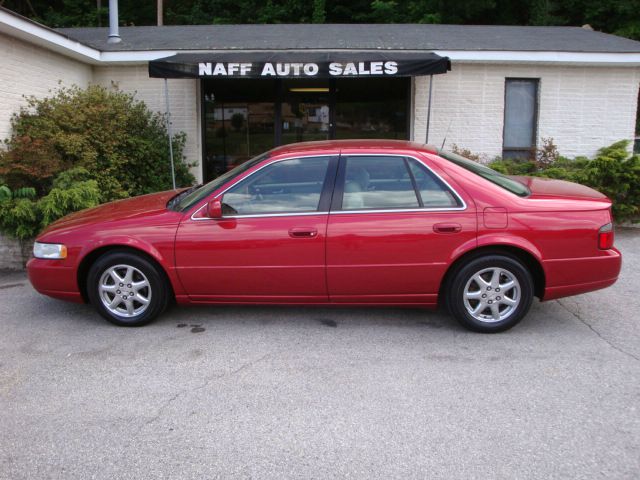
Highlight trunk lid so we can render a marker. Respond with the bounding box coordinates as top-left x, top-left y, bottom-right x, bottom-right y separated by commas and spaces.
511, 176, 609, 201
